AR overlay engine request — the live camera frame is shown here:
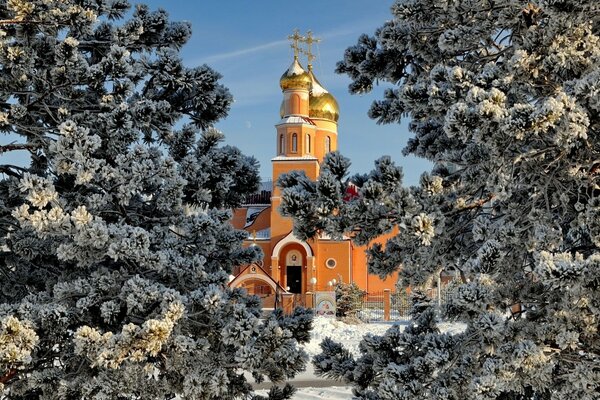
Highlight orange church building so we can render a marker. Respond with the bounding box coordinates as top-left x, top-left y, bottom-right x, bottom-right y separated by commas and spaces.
230, 33, 398, 296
